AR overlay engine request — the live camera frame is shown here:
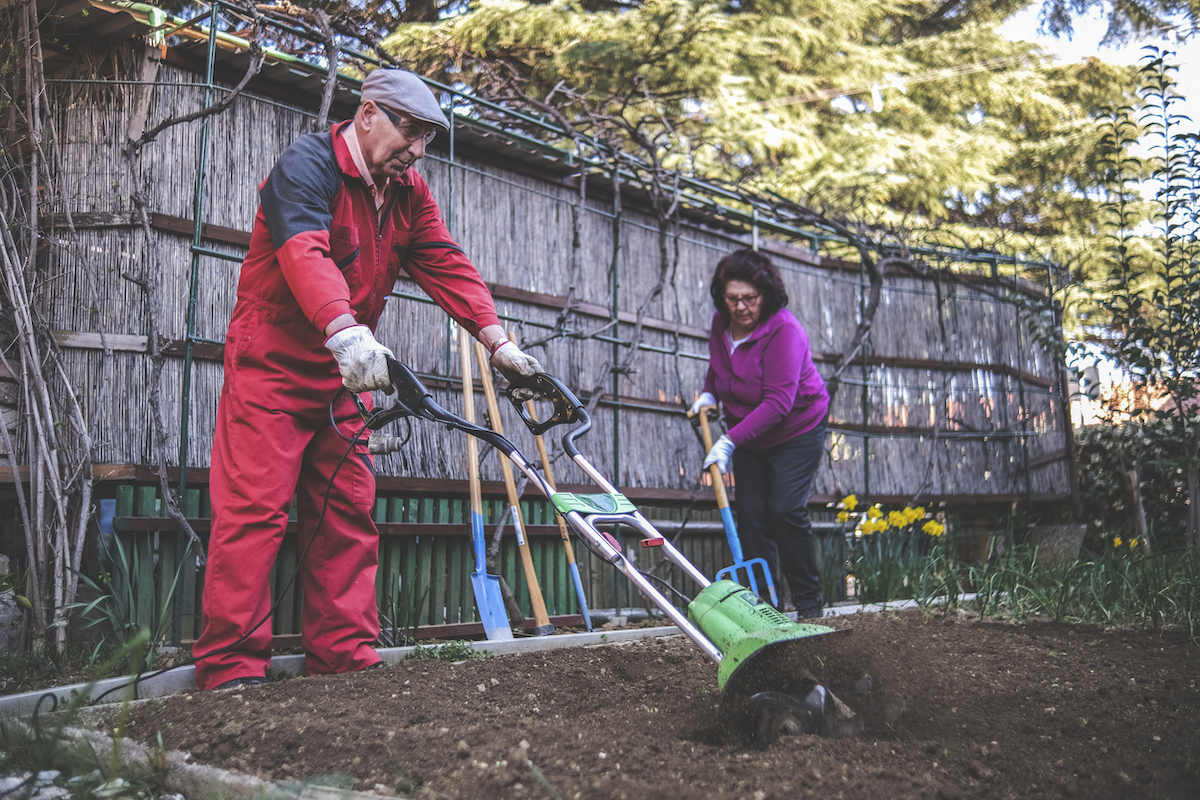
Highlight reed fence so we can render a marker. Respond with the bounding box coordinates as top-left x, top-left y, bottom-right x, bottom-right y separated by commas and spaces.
1, 8, 1072, 645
